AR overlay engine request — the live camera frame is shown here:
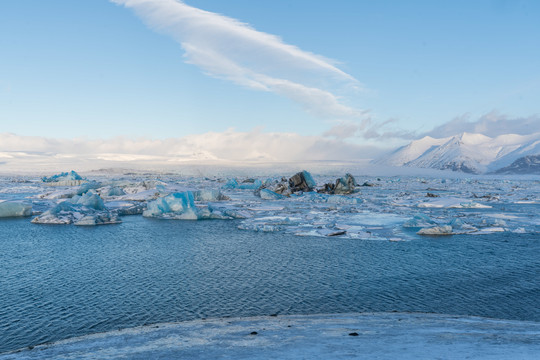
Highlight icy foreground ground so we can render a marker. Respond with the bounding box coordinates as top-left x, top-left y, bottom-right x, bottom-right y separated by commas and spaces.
0, 170, 539, 239
2, 313, 539, 359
